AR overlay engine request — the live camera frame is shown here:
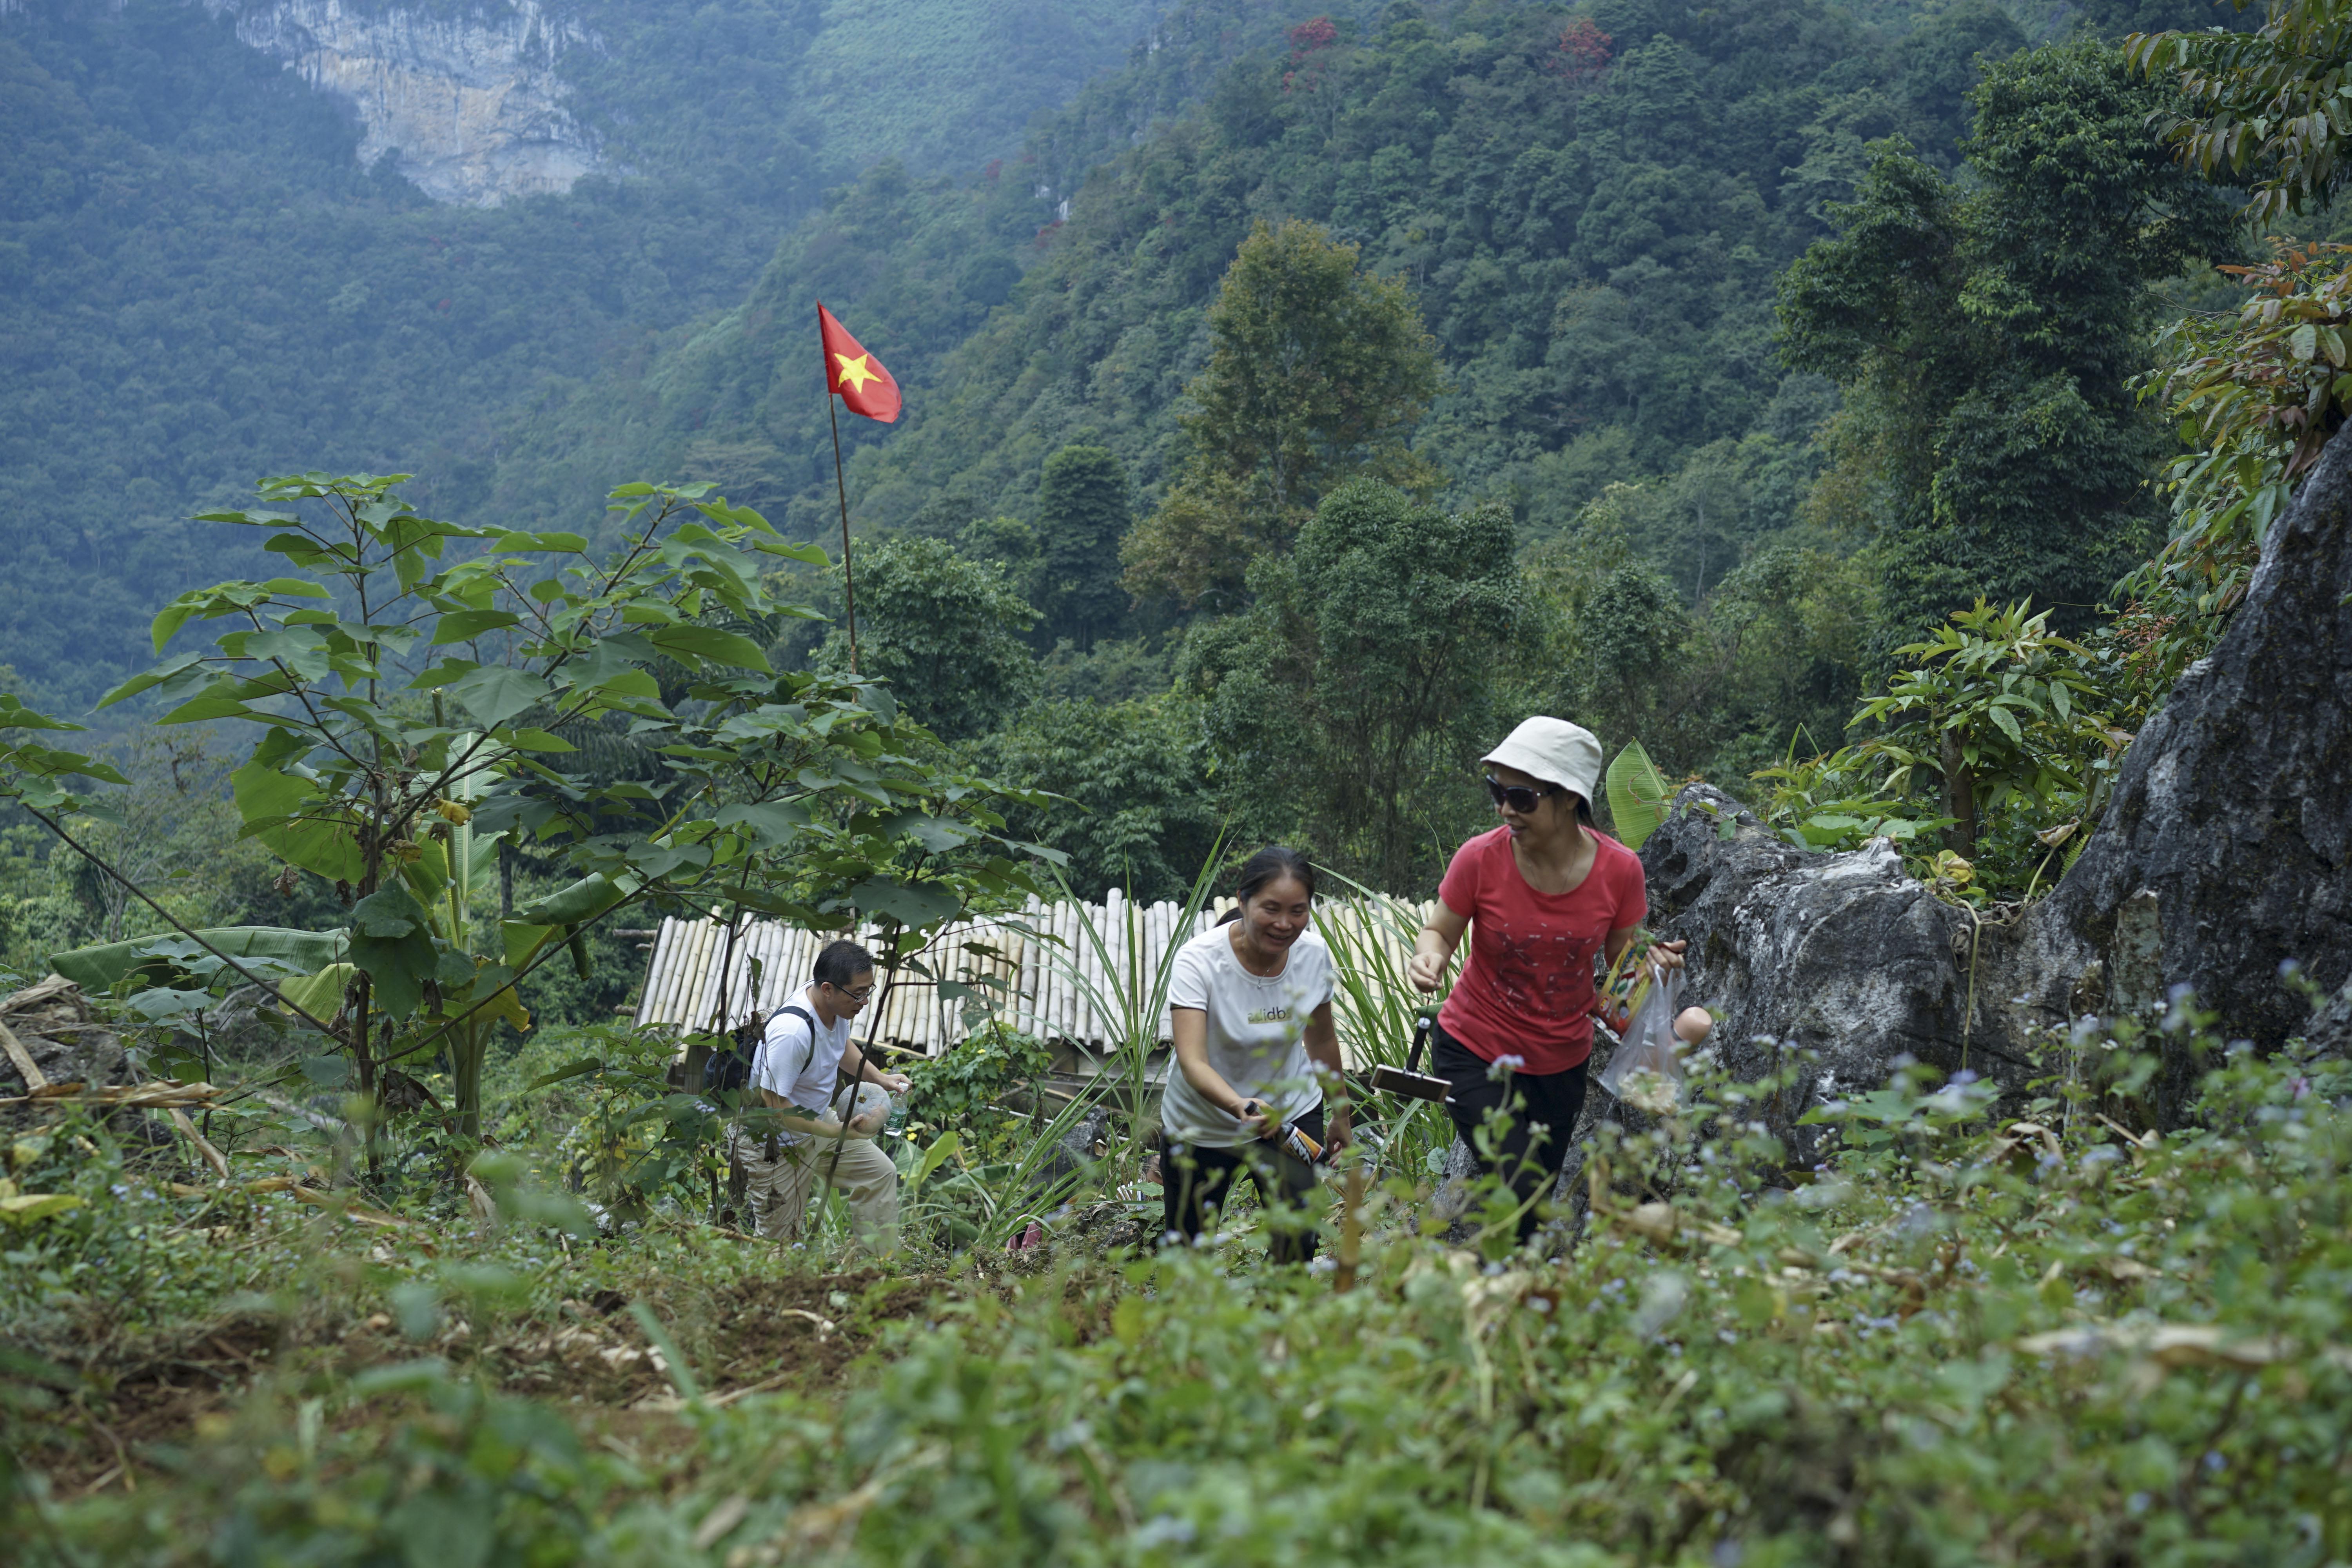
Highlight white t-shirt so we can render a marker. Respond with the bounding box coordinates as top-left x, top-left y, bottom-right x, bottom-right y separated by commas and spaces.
1161, 923, 1335, 1149
753, 987, 856, 1145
